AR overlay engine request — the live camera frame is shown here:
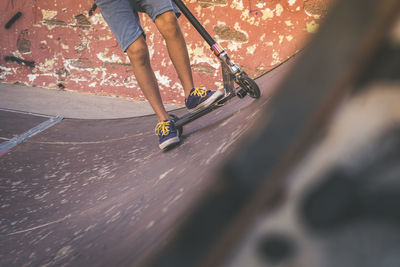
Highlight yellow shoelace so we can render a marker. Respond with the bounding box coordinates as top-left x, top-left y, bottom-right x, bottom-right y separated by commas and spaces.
155, 121, 171, 136
190, 86, 207, 98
